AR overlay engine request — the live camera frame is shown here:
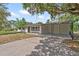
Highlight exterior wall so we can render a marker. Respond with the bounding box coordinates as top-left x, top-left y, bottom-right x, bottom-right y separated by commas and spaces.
27, 25, 41, 33
41, 24, 51, 34
27, 22, 71, 35
41, 22, 70, 35
59, 23, 70, 35
41, 24, 54, 34
53, 23, 59, 34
